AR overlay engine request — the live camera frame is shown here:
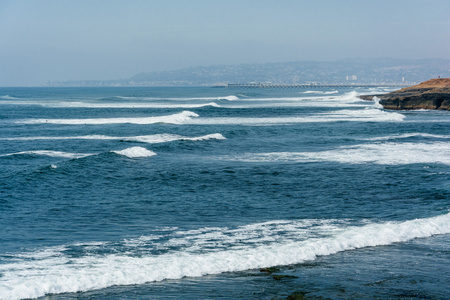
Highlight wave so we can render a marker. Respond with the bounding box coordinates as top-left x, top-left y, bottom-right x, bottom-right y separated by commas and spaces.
303, 90, 339, 94
0, 95, 19, 100
102, 95, 239, 101
0, 134, 225, 160
17, 111, 199, 125
167, 95, 238, 101
223, 141, 450, 165
0, 150, 92, 159
361, 133, 450, 141
220, 91, 366, 105
20, 101, 221, 108
220, 95, 239, 101
0, 133, 226, 143
372, 96, 384, 109
16, 109, 404, 126
223, 102, 365, 109
0, 213, 448, 299
111, 147, 157, 158
360, 87, 398, 95
185, 109, 404, 125
1, 148, 158, 160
